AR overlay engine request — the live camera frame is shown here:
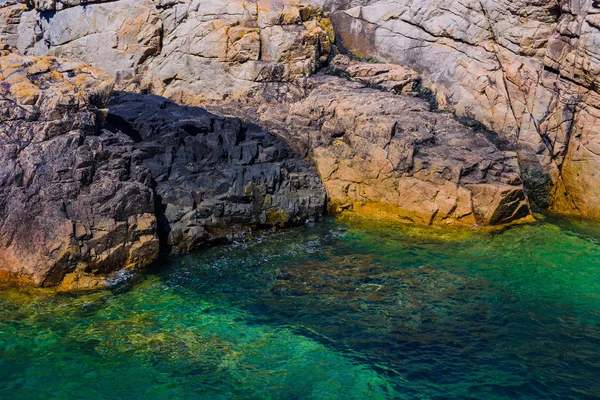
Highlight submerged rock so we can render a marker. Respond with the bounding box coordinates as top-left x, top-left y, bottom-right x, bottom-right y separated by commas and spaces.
0, 54, 159, 289
107, 91, 327, 253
